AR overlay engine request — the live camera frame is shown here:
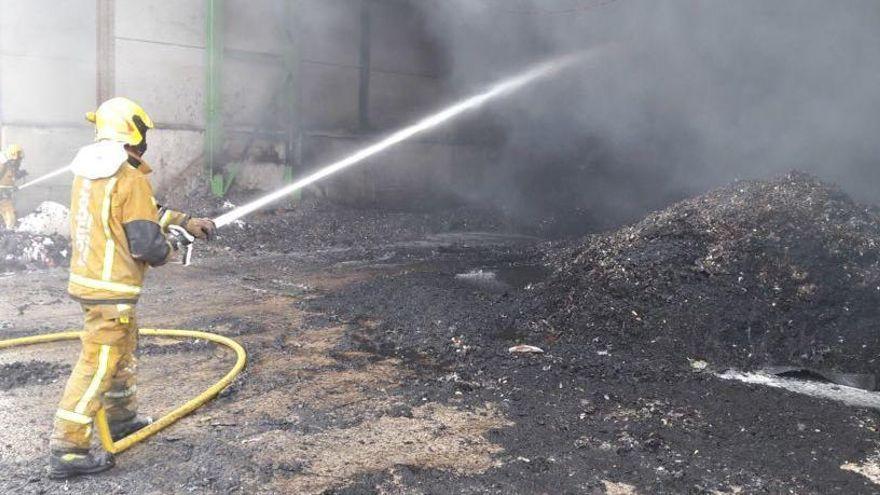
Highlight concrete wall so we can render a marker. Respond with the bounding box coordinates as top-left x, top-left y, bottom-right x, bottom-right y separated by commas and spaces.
114, 0, 205, 194
0, 0, 96, 211
302, 133, 496, 208
297, 0, 493, 205
0, 0, 497, 216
